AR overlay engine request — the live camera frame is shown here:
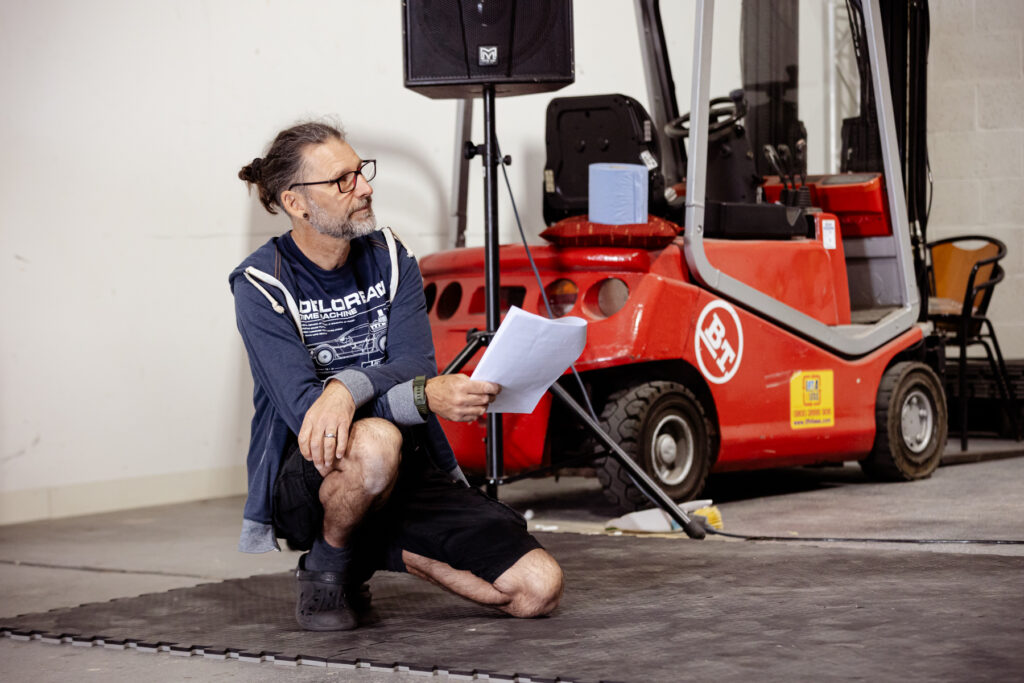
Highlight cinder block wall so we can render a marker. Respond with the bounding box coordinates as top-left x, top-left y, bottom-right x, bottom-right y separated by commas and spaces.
928, 0, 1024, 357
